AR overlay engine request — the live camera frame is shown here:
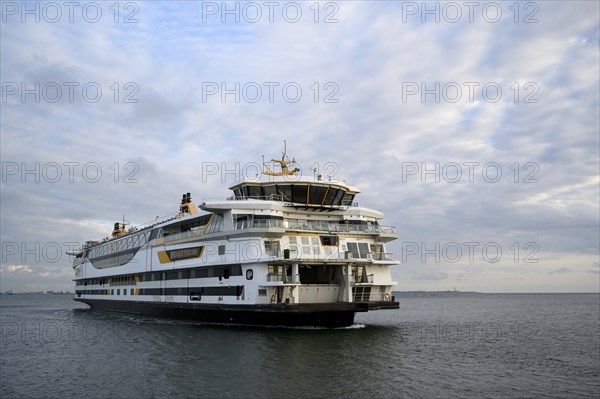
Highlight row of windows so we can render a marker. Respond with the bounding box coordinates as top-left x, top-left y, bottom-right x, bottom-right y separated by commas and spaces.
90, 251, 137, 268
87, 230, 152, 259
233, 184, 355, 206
76, 265, 246, 287
155, 265, 243, 281
76, 286, 244, 297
